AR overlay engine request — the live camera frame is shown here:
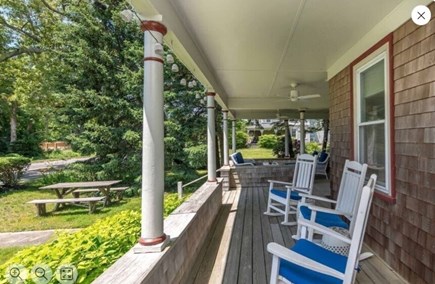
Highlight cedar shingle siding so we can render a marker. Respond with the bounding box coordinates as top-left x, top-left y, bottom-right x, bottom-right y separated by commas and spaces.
329, 3, 435, 283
